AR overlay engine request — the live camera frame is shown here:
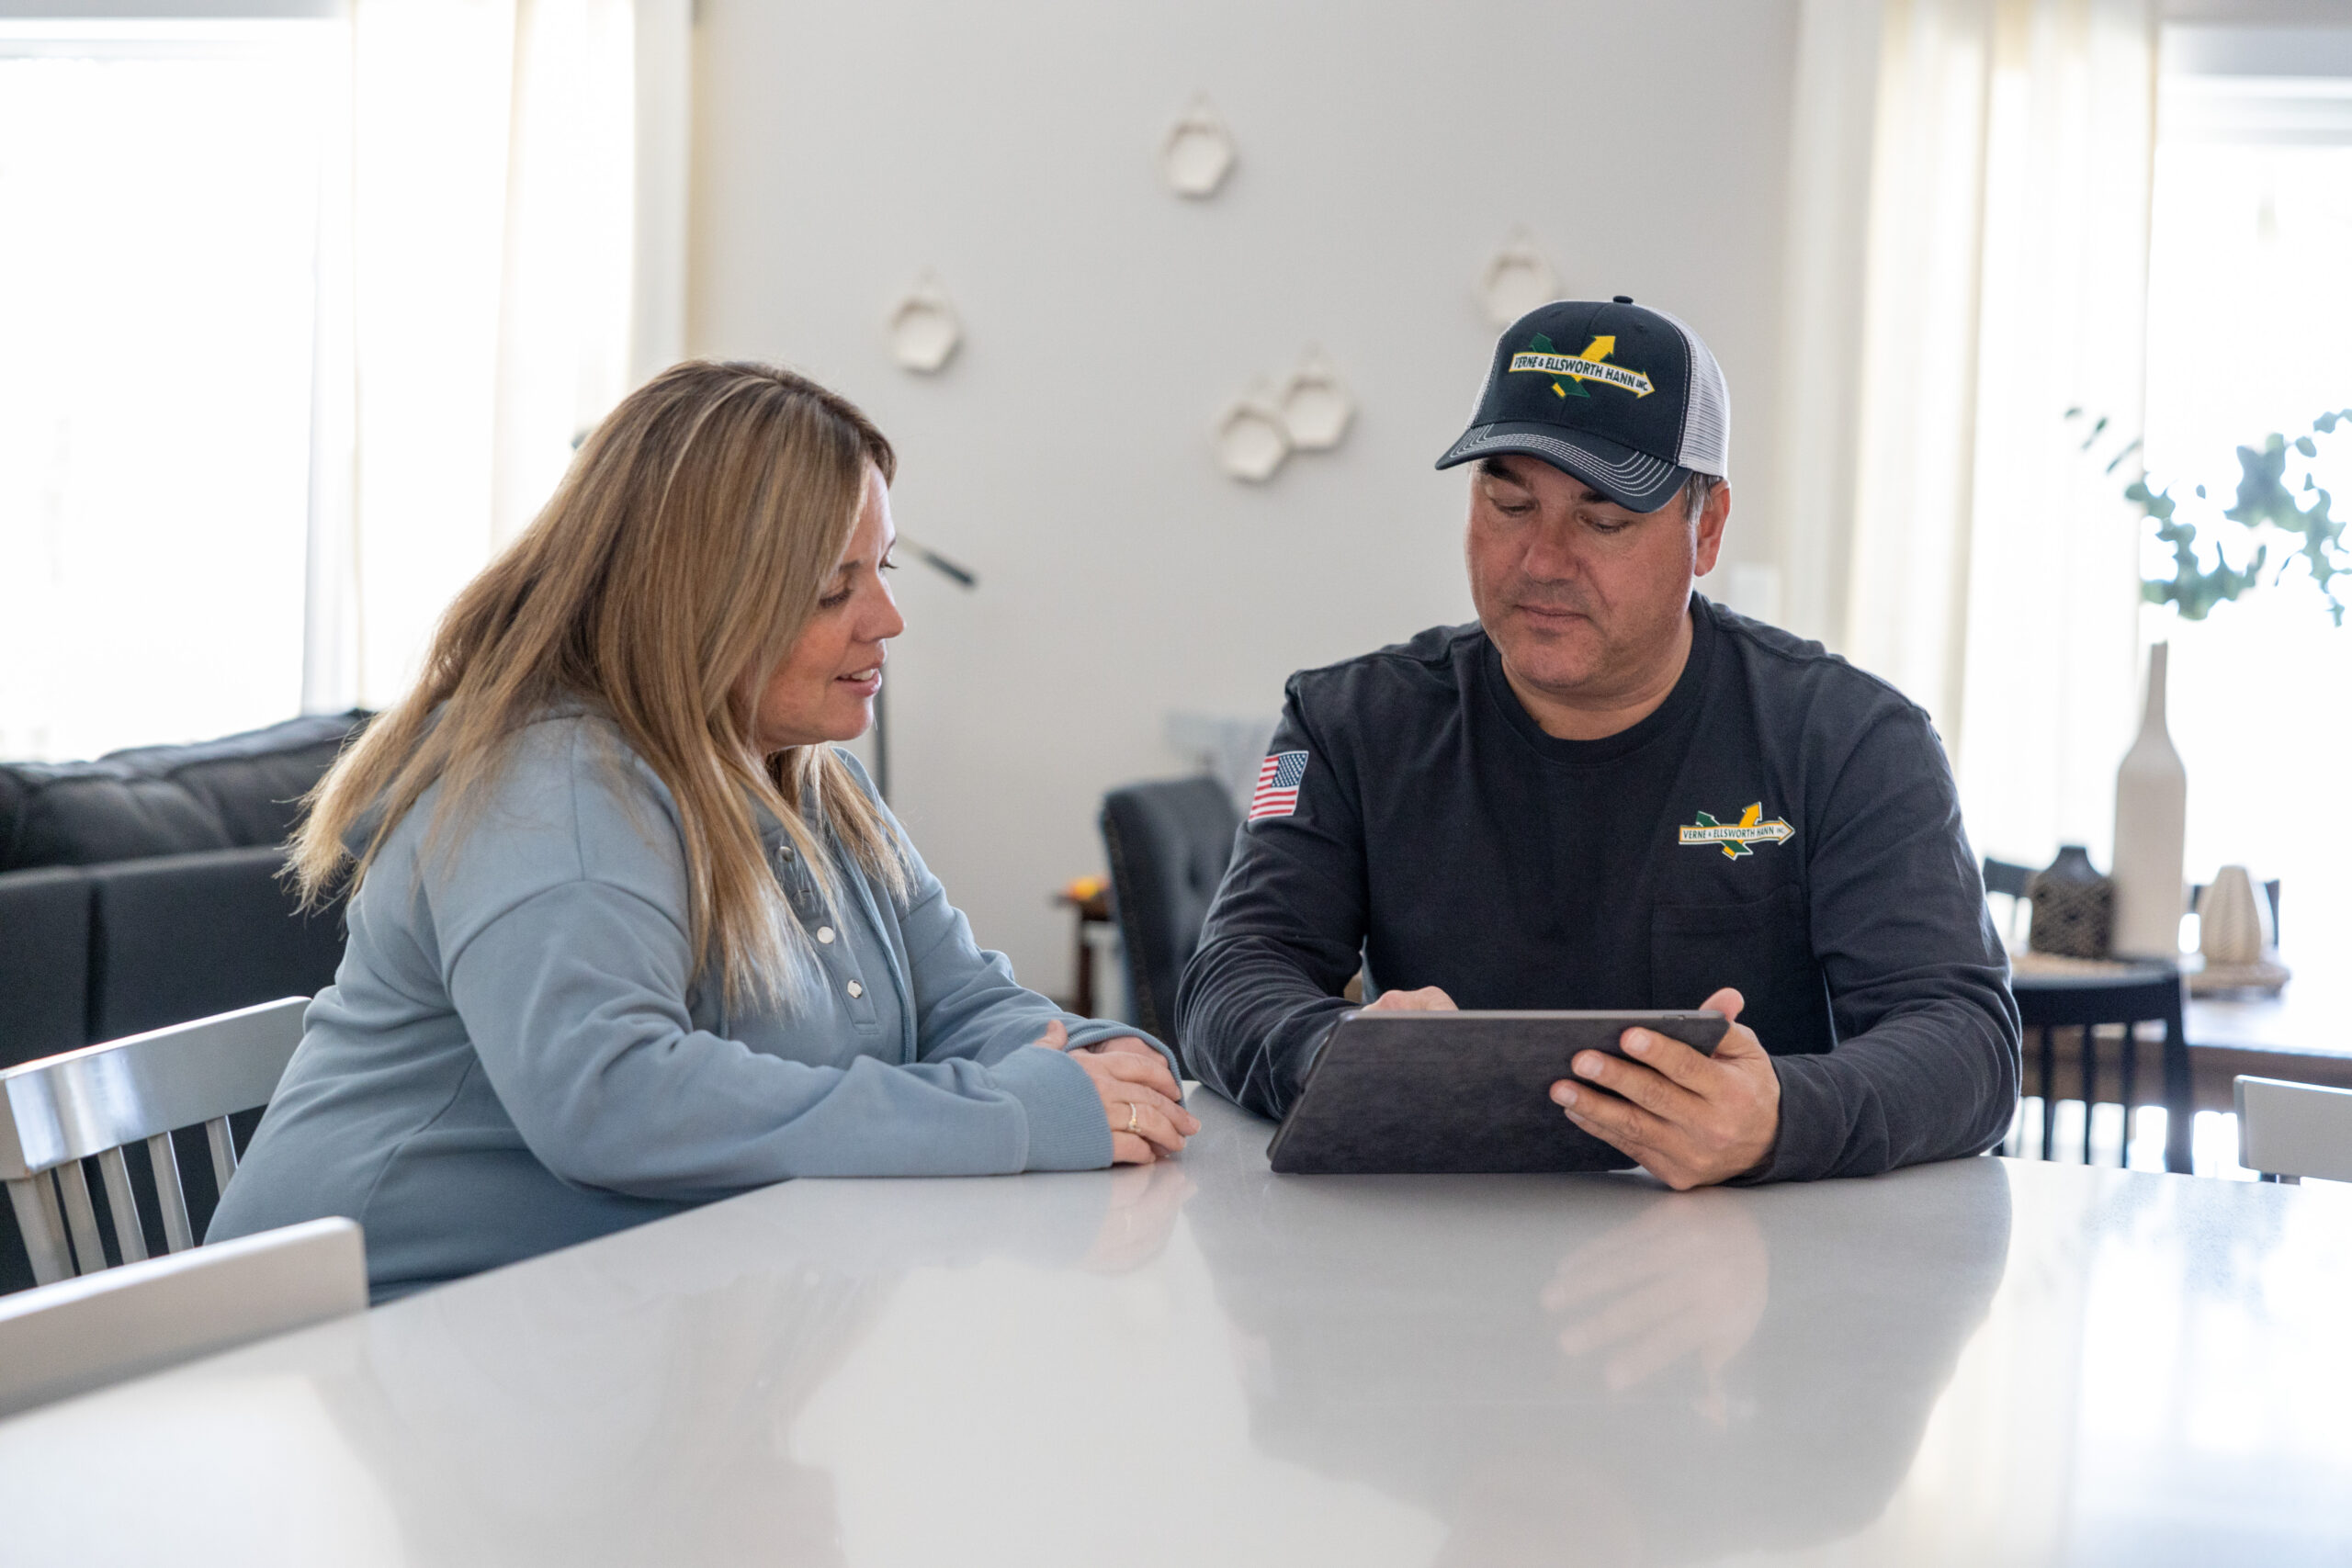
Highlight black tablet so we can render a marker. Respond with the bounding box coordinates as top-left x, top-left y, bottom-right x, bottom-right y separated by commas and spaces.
1265, 1010, 1730, 1175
